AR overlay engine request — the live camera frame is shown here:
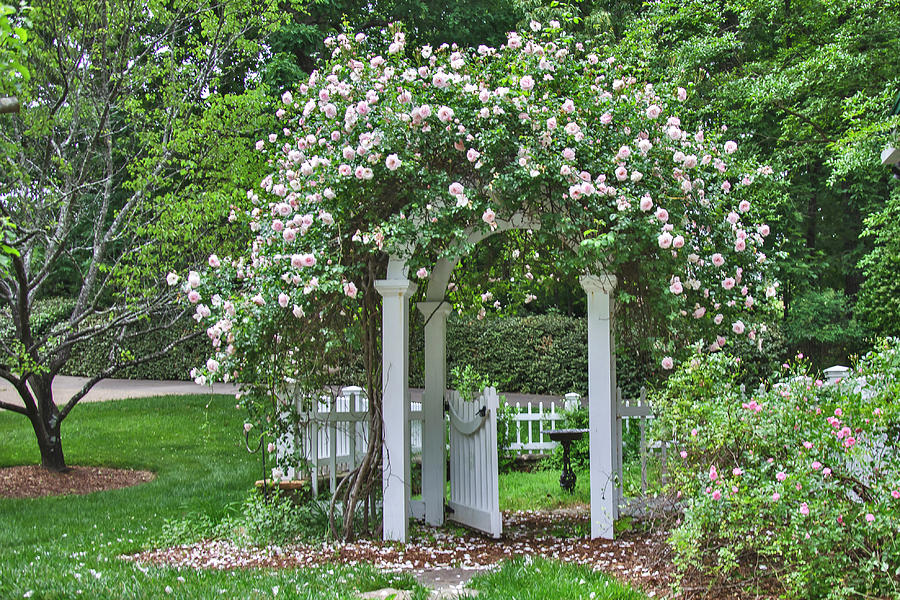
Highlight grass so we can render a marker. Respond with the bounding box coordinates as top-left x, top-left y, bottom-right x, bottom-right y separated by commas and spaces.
500, 468, 590, 511
0, 393, 650, 599
0, 395, 426, 599
469, 557, 648, 600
